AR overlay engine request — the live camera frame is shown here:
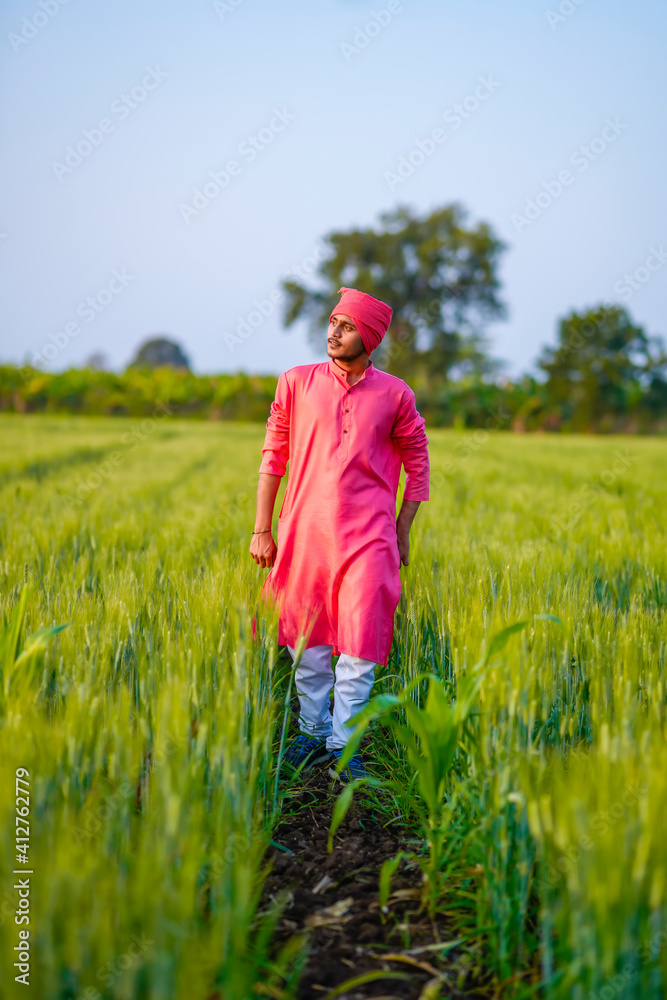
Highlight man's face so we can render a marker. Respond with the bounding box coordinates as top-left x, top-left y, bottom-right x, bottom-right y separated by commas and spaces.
327, 314, 367, 362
